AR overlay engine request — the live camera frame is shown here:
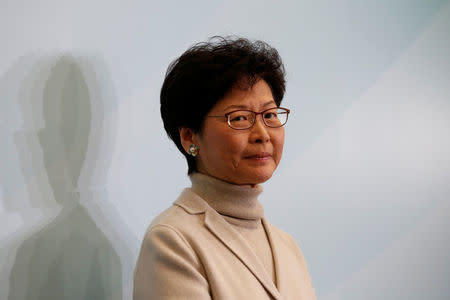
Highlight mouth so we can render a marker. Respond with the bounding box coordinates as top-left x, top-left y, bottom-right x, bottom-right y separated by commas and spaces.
245, 152, 272, 161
